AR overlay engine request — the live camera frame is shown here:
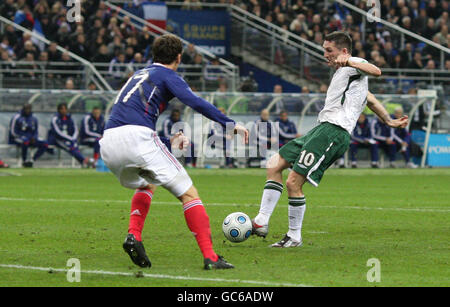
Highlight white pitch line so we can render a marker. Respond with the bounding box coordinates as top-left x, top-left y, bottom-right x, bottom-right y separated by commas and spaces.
0, 264, 312, 287
0, 197, 449, 213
